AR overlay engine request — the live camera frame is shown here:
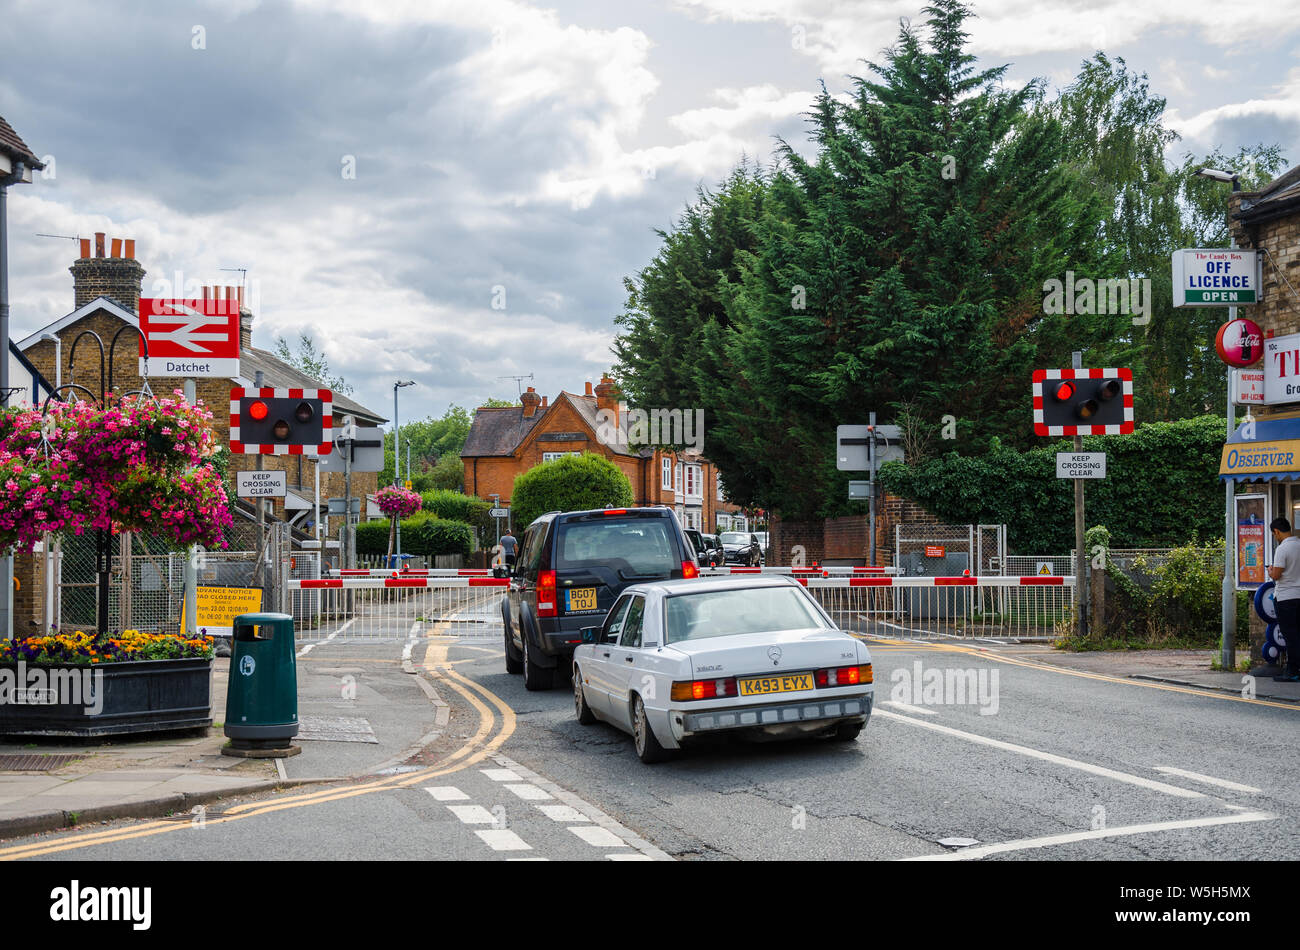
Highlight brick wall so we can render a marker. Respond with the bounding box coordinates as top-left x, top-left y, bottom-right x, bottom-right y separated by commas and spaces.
771, 493, 940, 566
